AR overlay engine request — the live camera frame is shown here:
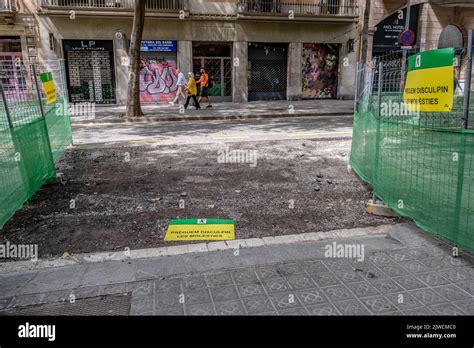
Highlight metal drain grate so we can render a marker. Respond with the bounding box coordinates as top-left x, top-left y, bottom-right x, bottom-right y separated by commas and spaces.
0, 294, 131, 316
